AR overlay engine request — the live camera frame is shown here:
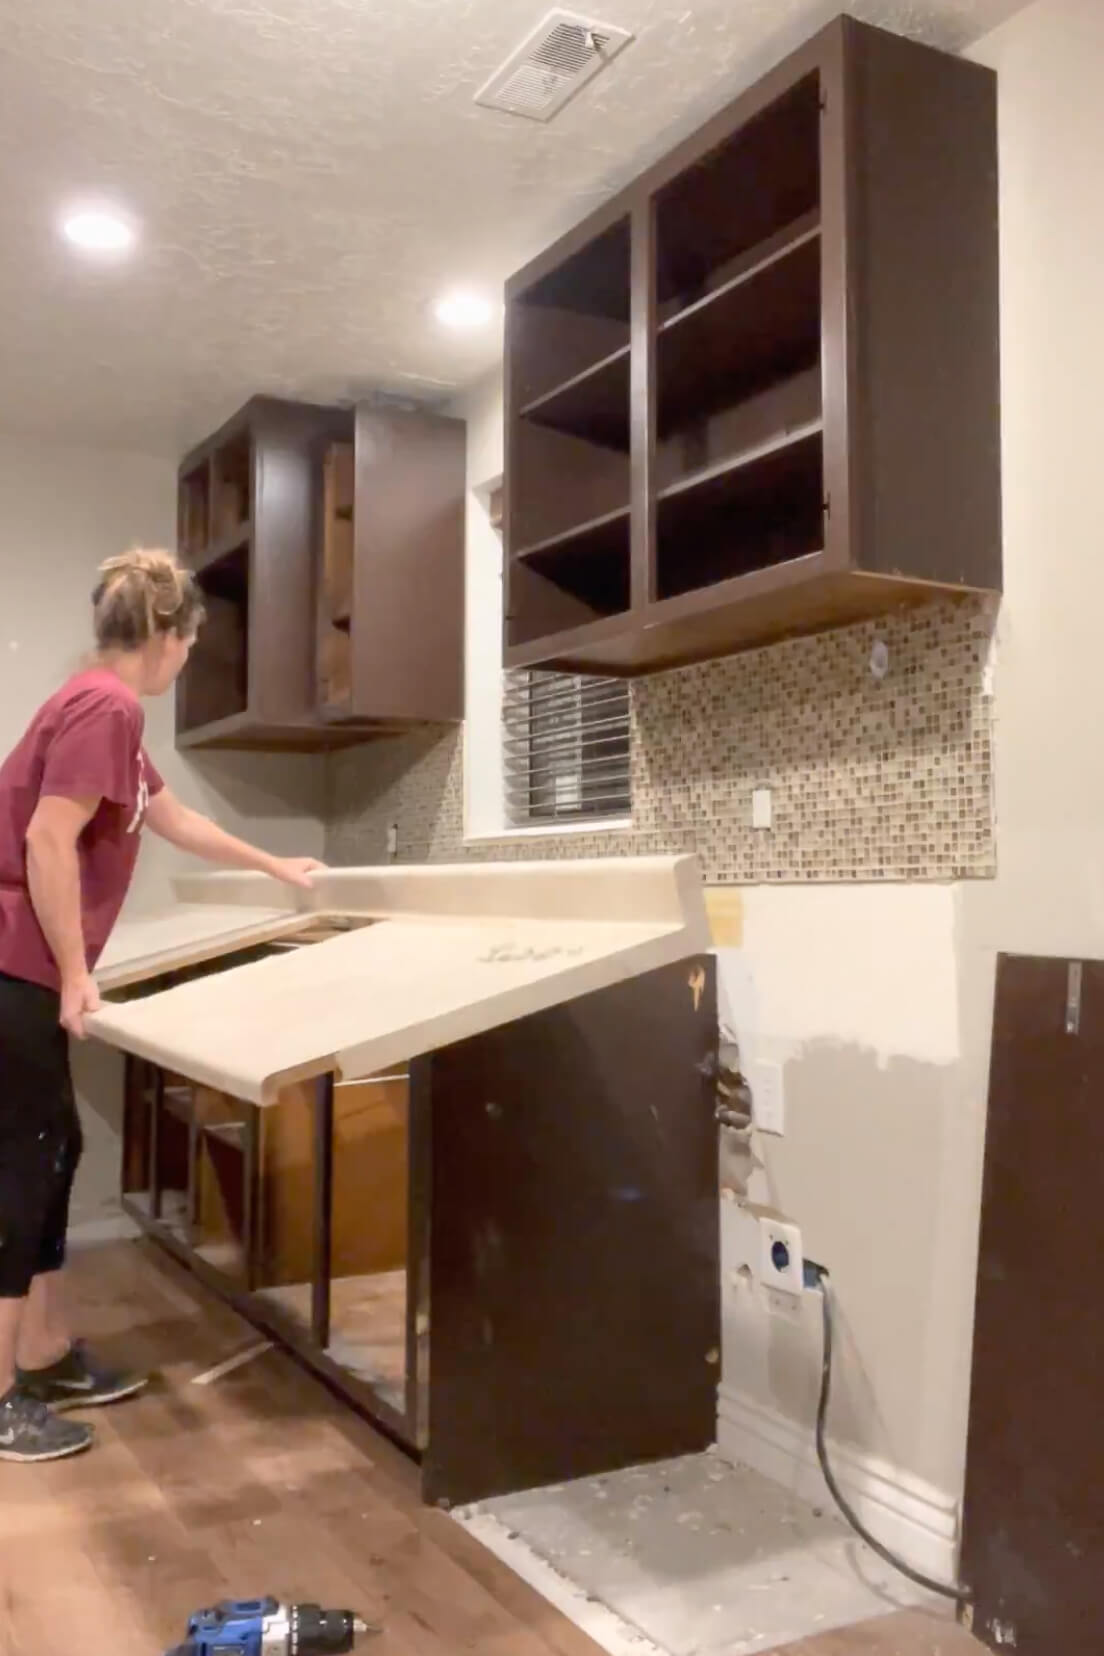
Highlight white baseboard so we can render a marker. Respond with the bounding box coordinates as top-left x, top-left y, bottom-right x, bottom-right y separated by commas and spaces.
716, 1385, 961, 1587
